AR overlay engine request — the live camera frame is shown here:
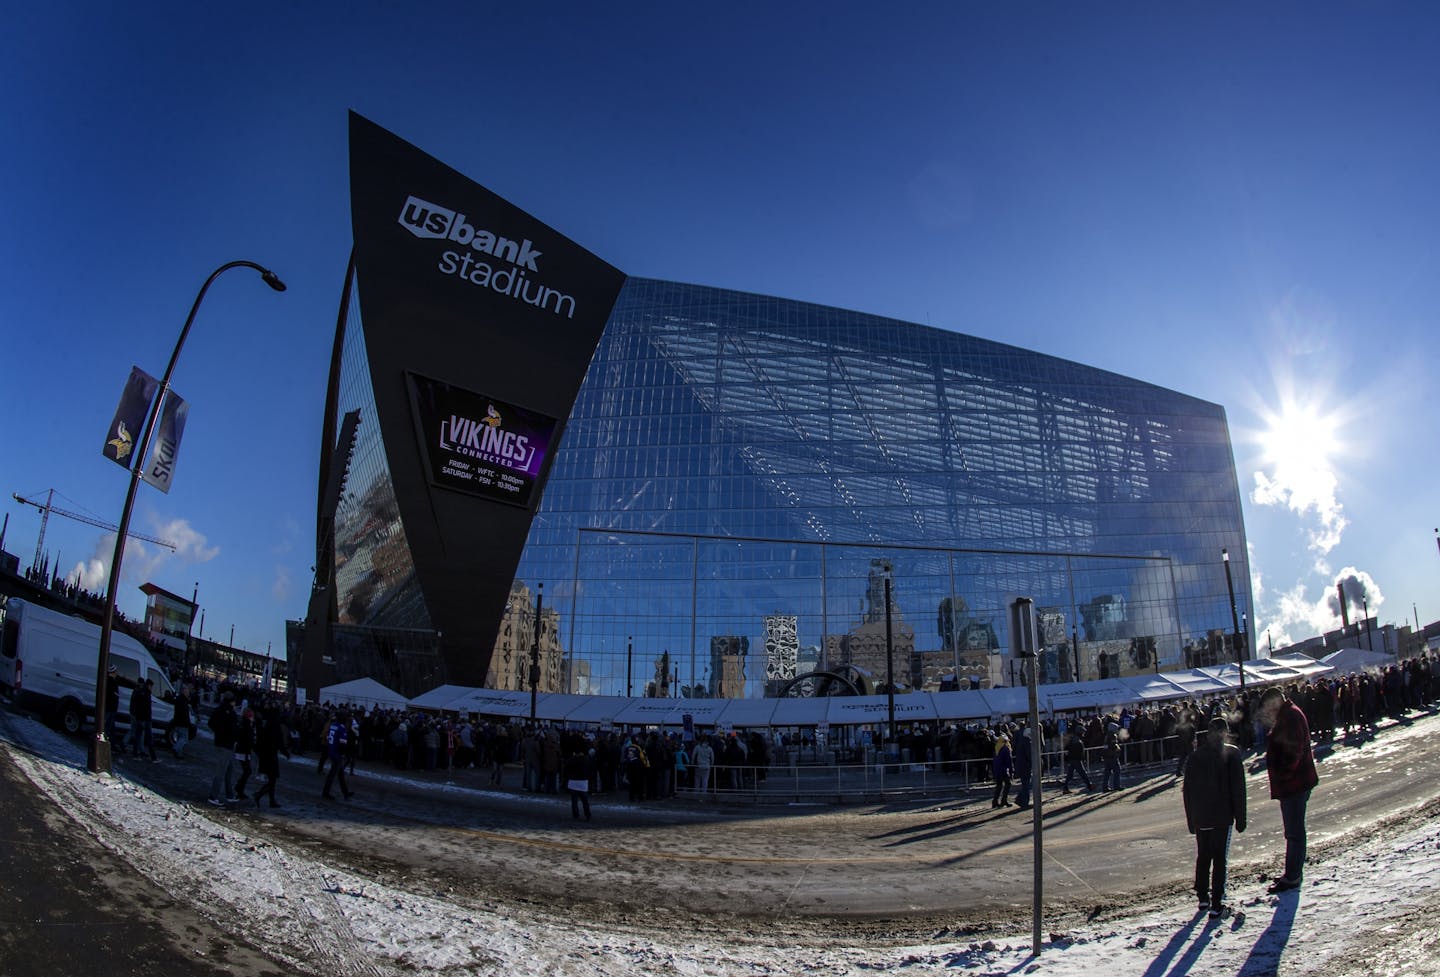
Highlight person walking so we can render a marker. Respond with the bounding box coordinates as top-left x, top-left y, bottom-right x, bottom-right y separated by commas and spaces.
232, 706, 256, 800
253, 703, 290, 809
207, 694, 240, 806
170, 683, 193, 758
322, 709, 355, 801
991, 733, 1014, 808
1014, 727, 1034, 811
564, 747, 593, 821
1183, 718, 1247, 916
1102, 722, 1122, 791
127, 678, 158, 761
1062, 730, 1094, 793
1259, 686, 1318, 893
